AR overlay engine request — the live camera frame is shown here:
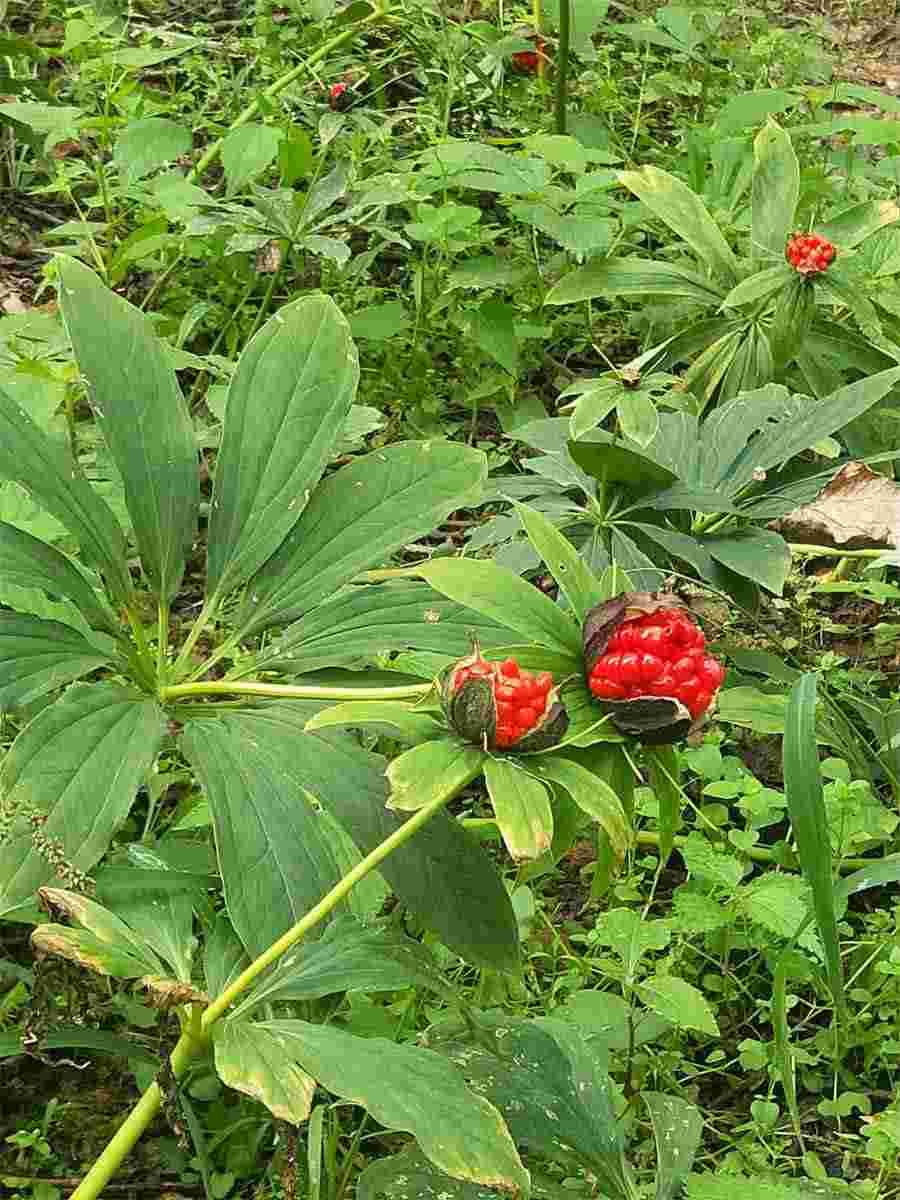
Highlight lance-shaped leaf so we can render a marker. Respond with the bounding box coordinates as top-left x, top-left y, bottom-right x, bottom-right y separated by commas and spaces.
181, 714, 342, 958
643, 1092, 704, 1200
514, 503, 605, 622
0, 383, 131, 602
263, 1019, 530, 1196
0, 613, 113, 709
359, 1149, 522, 1200
529, 756, 629, 861
203, 705, 519, 971
618, 167, 740, 284
545, 258, 725, 307
58, 256, 198, 600
0, 521, 116, 633
386, 739, 487, 812
419, 559, 582, 657
206, 295, 358, 599
31, 887, 166, 978
214, 1020, 316, 1125
306, 702, 445, 746
0, 685, 166, 916
240, 441, 487, 636
751, 120, 799, 262
483, 758, 553, 862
